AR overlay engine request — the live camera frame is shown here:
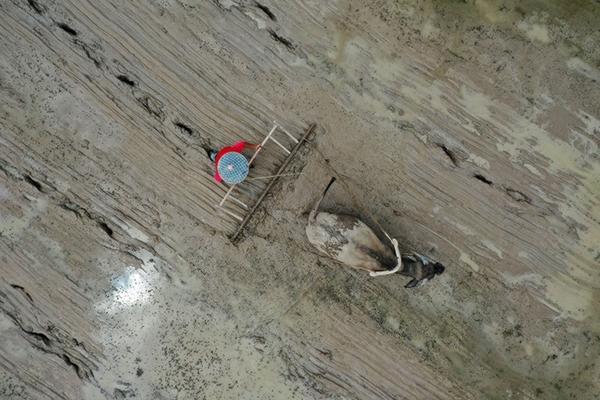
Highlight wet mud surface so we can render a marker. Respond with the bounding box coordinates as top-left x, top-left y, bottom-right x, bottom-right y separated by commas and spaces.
1, 0, 599, 399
